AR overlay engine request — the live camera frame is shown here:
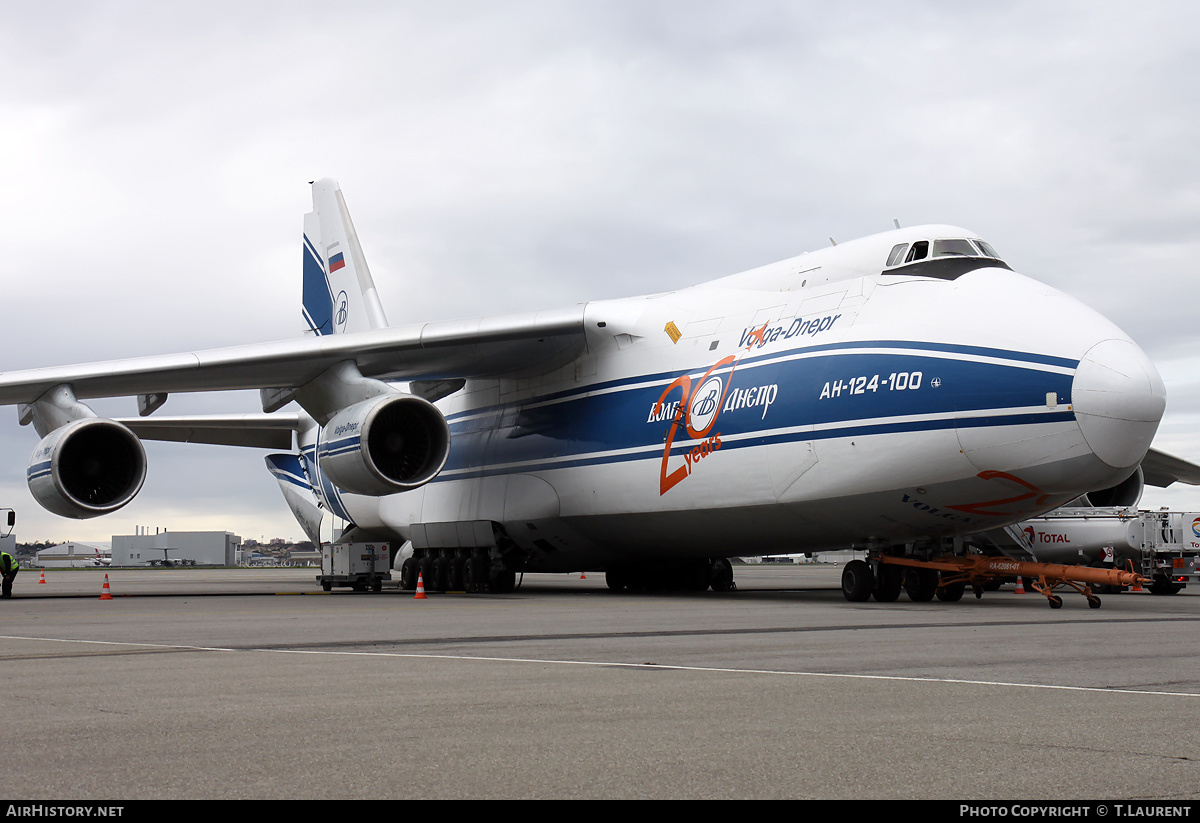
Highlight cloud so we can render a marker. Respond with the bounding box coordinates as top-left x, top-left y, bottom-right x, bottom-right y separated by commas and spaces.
2, 1, 1199, 539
